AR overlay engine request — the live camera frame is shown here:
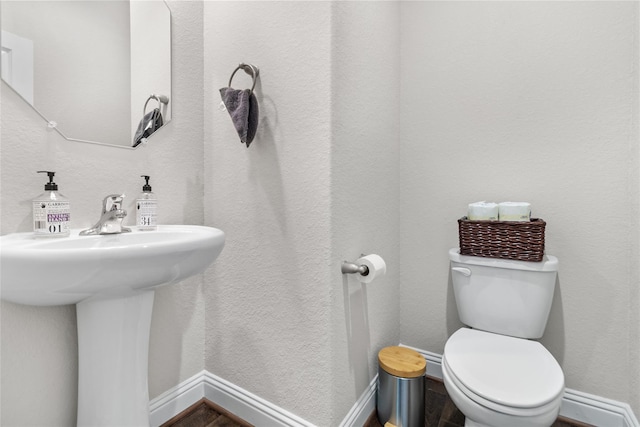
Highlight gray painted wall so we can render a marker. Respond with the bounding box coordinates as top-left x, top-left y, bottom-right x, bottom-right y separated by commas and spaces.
1, 1, 638, 425
399, 1, 640, 416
